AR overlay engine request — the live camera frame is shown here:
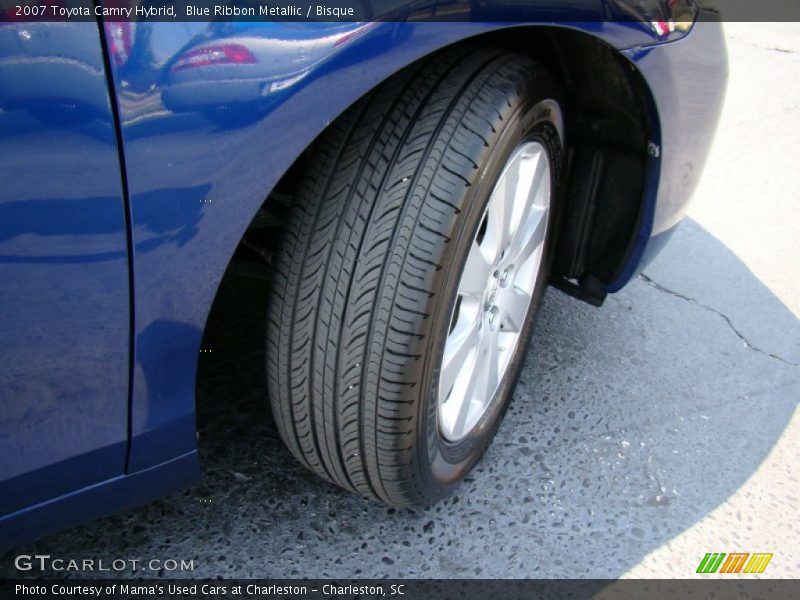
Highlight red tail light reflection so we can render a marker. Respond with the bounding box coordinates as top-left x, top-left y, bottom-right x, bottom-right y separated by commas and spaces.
171, 44, 257, 72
